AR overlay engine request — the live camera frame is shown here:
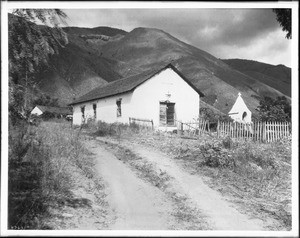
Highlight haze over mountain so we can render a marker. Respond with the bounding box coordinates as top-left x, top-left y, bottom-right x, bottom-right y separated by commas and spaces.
31, 23, 291, 117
